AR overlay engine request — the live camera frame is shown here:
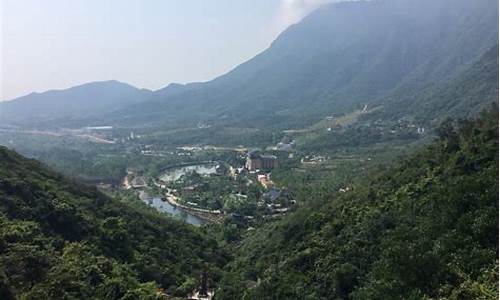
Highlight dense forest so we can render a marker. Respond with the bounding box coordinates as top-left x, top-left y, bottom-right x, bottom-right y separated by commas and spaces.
378, 44, 499, 124
215, 107, 499, 299
0, 148, 226, 299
